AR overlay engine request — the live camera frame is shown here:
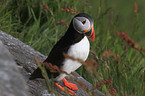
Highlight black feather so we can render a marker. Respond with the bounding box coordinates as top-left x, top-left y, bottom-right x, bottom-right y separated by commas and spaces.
29, 19, 84, 80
